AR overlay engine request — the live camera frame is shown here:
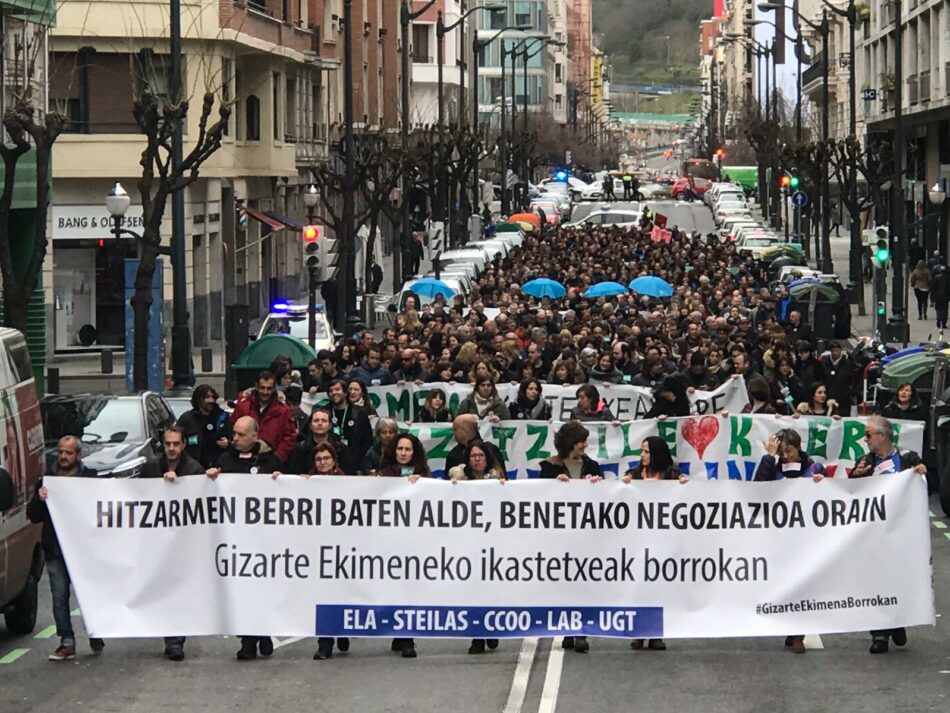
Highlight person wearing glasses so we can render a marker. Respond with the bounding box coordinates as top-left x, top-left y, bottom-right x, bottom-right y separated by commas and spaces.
753, 428, 826, 654
850, 415, 926, 655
